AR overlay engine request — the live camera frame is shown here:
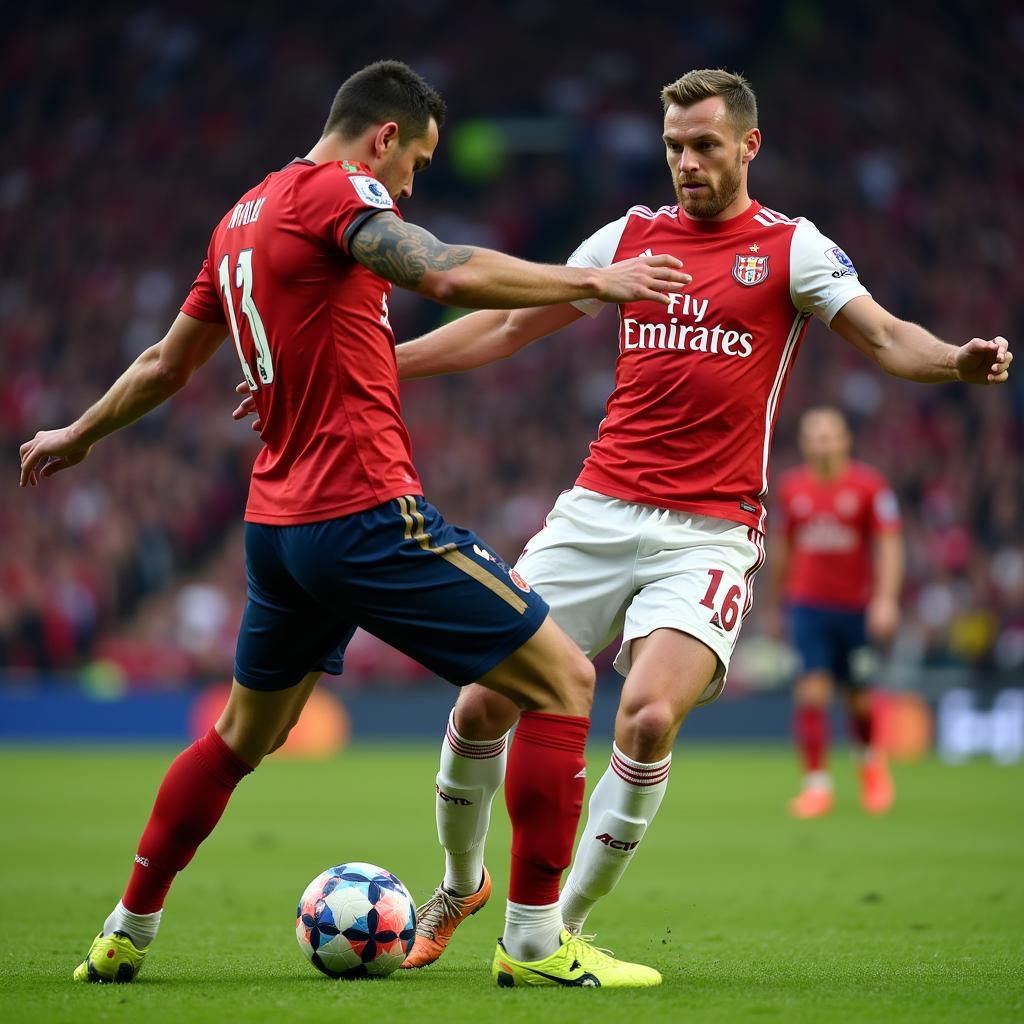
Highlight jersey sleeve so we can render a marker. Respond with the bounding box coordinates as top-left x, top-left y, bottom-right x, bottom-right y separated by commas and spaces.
565, 216, 628, 317
180, 258, 227, 324
789, 219, 870, 325
867, 475, 901, 534
294, 164, 396, 255
775, 473, 797, 541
